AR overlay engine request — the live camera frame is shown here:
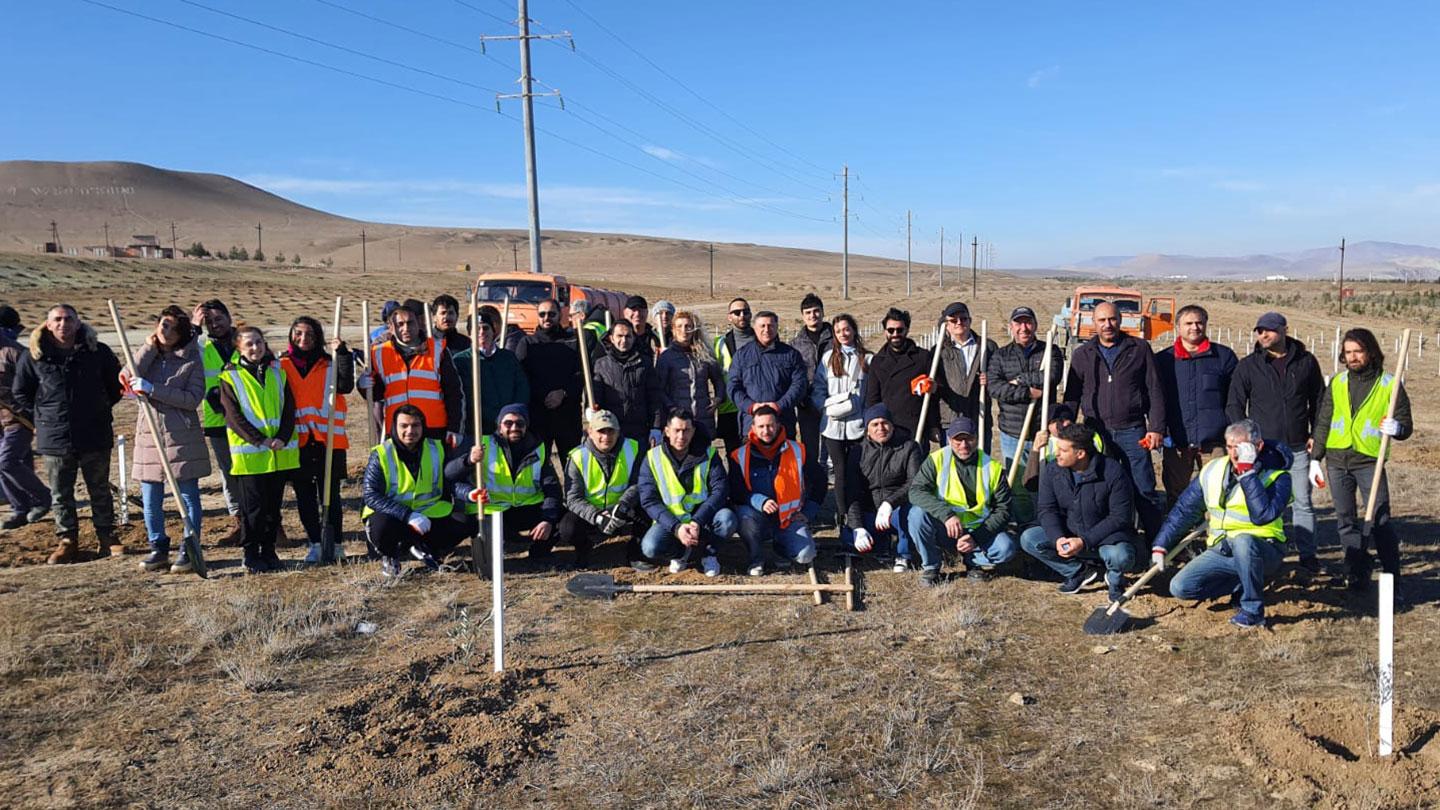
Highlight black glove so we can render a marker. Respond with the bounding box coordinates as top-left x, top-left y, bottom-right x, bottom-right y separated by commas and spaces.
596, 508, 625, 535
